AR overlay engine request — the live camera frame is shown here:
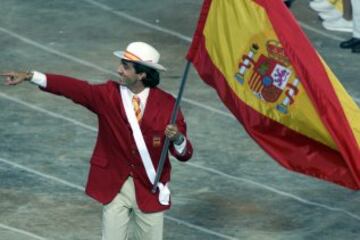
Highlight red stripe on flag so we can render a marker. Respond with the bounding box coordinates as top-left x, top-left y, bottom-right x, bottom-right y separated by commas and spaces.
255, 0, 360, 183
